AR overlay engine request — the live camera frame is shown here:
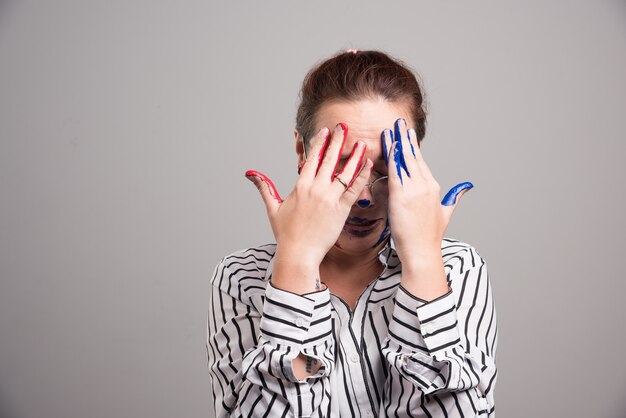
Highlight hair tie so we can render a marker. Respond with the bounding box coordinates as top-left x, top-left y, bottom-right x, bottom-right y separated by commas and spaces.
346, 48, 358, 54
